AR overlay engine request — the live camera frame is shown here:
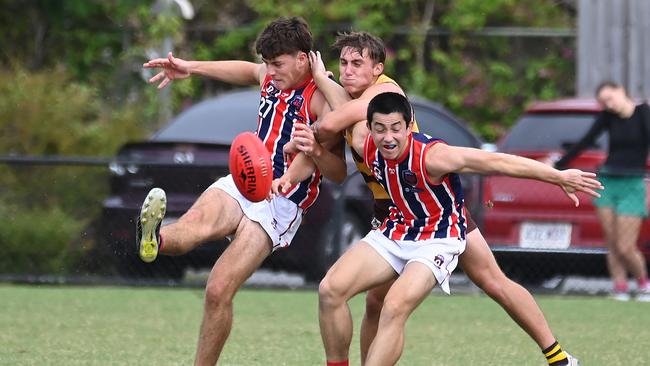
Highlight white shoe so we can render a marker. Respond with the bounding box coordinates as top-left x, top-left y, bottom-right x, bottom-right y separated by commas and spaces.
566, 353, 580, 366
137, 188, 166, 263
609, 291, 631, 301
635, 285, 650, 302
